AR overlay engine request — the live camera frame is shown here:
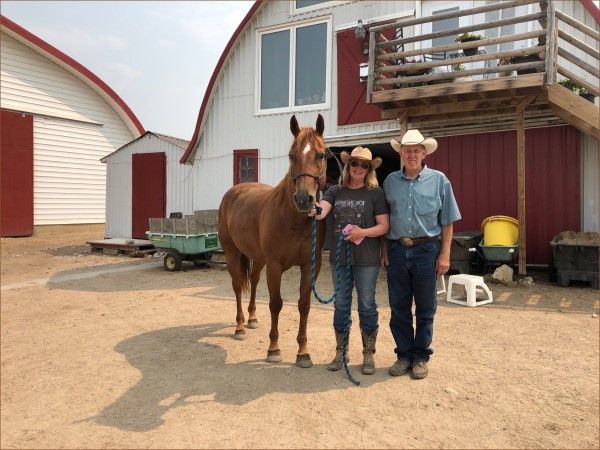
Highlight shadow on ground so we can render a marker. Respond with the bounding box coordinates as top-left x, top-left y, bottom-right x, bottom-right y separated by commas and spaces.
81, 322, 379, 432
